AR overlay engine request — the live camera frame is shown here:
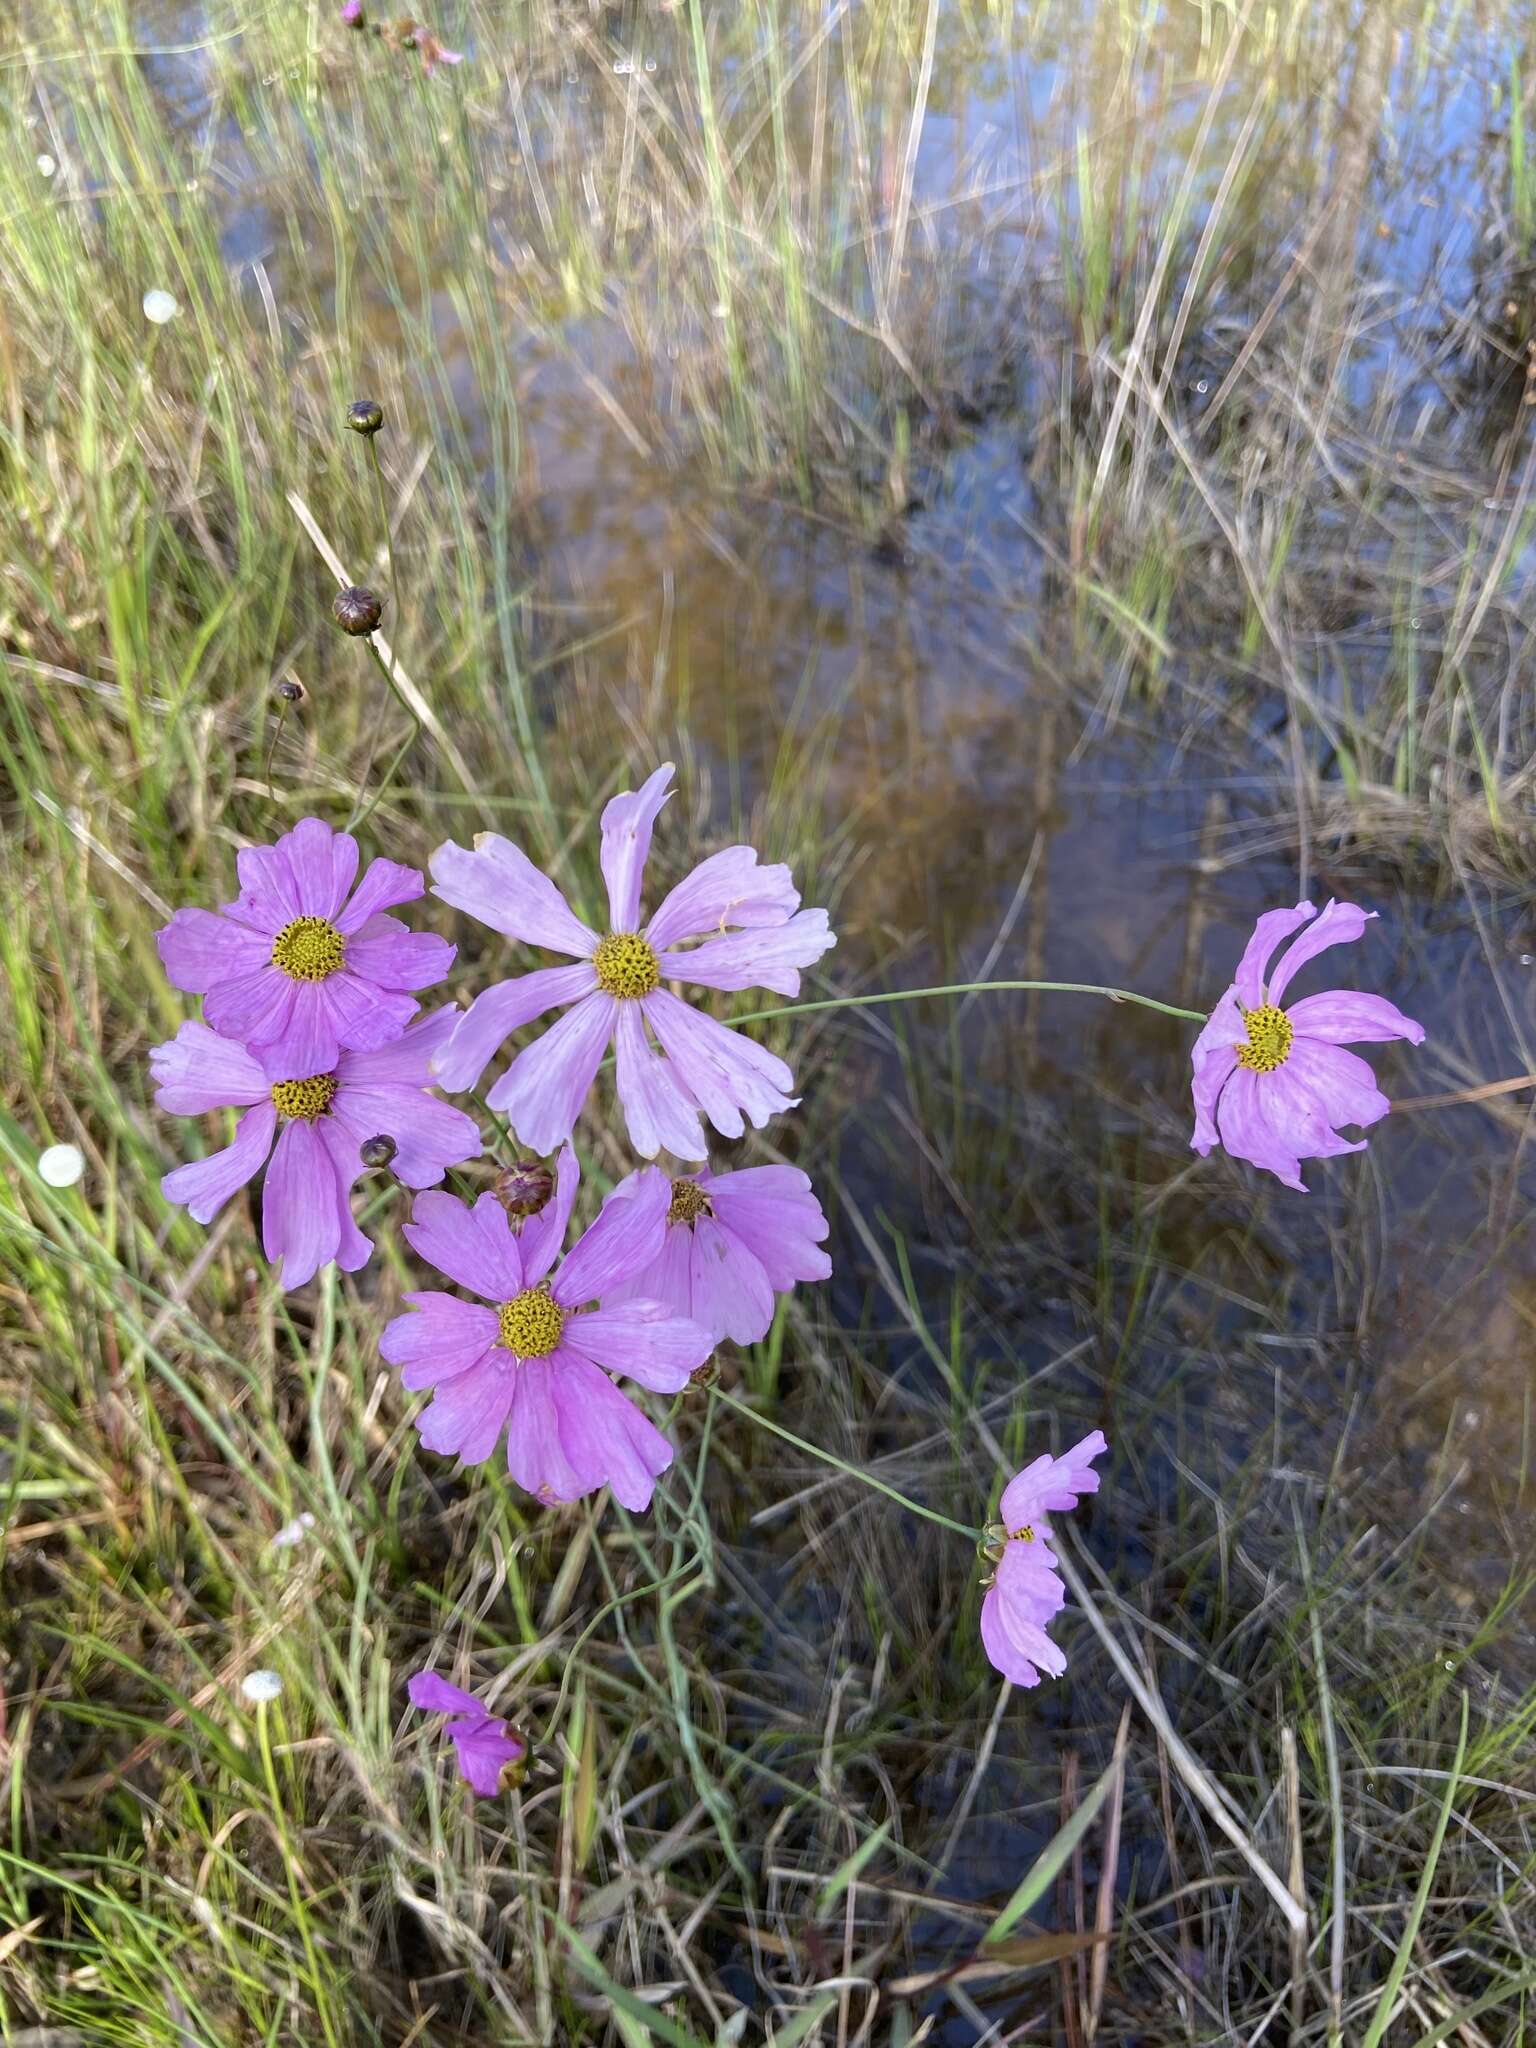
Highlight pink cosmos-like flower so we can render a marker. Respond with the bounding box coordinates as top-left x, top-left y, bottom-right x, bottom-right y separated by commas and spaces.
151, 1007, 481, 1290
607, 1164, 831, 1344
156, 816, 454, 1080
407, 1670, 526, 1796
1189, 900, 1425, 1193
429, 763, 835, 1162
380, 1146, 714, 1510
980, 1431, 1106, 1688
